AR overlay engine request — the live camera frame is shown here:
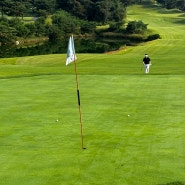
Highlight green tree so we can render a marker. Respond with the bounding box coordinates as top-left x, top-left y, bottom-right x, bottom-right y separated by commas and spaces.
0, 24, 16, 45
0, 0, 12, 17
95, 0, 112, 23
34, 16, 47, 36
8, 1, 26, 18
80, 21, 96, 34
156, 0, 166, 7
25, 23, 37, 36
52, 11, 80, 35
126, 20, 148, 34
33, 0, 57, 15
7, 18, 29, 37
111, 0, 126, 22
47, 25, 62, 40
56, 0, 127, 22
